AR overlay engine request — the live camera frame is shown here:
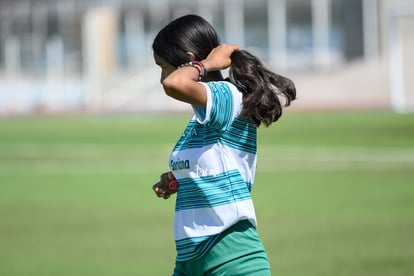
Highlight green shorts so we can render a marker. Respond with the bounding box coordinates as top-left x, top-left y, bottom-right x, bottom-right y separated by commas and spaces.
173, 220, 271, 276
